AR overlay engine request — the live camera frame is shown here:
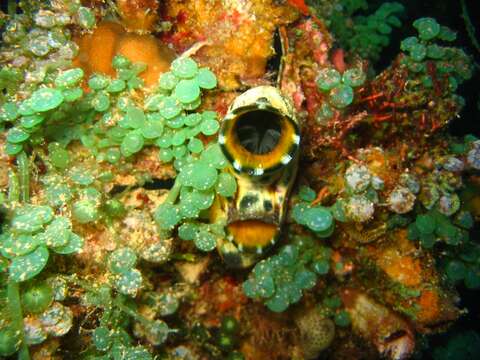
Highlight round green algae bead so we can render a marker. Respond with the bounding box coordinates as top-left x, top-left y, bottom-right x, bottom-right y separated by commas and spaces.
157, 131, 173, 148
185, 113, 202, 127
1, 102, 18, 121
178, 222, 198, 241
193, 229, 216, 251
141, 121, 164, 139
30, 88, 64, 112
53, 233, 84, 255
409, 43, 427, 62
455, 211, 474, 229
18, 99, 35, 116
445, 260, 467, 282
188, 138, 204, 153
221, 316, 239, 334
109, 247, 137, 273
12, 206, 53, 234
159, 71, 179, 90
191, 189, 215, 210
69, 167, 94, 185
174, 79, 201, 104
171, 57, 198, 78
158, 293, 179, 316
197, 68, 217, 89
7, 127, 30, 144
217, 333, 235, 351
216, 172, 237, 197
165, 115, 184, 129
63, 88, 83, 102
115, 268, 142, 296
316, 68, 341, 91
295, 269, 317, 290
188, 162, 218, 191
112, 55, 132, 70
313, 259, 330, 275
278, 245, 298, 266
200, 144, 228, 169
329, 84, 354, 109
106, 79, 126, 93
315, 103, 333, 125
159, 148, 174, 162
104, 199, 126, 218
93, 327, 112, 352
342, 68, 366, 87
182, 97, 202, 111
5, 142, 23, 156
400, 36, 419, 52
172, 130, 186, 146
266, 292, 289, 312
55, 68, 84, 88
20, 114, 44, 129
200, 119, 220, 136
92, 91, 111, 112
438, 26, 457, 42
146, 320, 170, 345
179, 200, 200, 219
127, 76, 144, 90
154, 203, 181, 230
413, 17, 440, 41
44, 216, 71, 248
2, 233, 38, 257
105, 148, 121, 164
124, 106, 146, 129
415, 213, 436, 234
121, 131, 144, 155
159, 96, 182, 119
293, 203, 310, 225
22, 281, 54, 313
145, 94, 165, 111
9, 245, 49, 282
77, 6, 96, 29
303, 206, 333, 232
426, 44, 446, 59
0, 327, 19, 356
227, 352, 245, 360
29, 35, 51, 56
334, 310, 351, 327
298, 186, 316, 202
172, 144, 187, 158
88, 74, 110, 90
72, 199, 99, 224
